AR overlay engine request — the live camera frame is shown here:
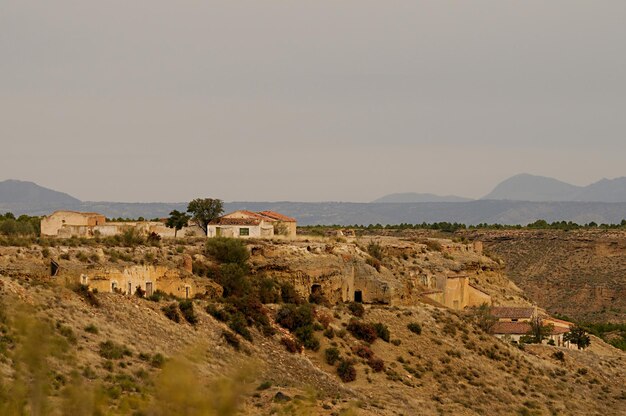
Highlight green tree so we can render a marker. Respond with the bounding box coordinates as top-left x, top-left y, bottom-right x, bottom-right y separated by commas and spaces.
526, 315, 554, 344
564, 325, 591, 350
166, 210, 191, 238
472, 303, 497, 333
187, 198, 224, 235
